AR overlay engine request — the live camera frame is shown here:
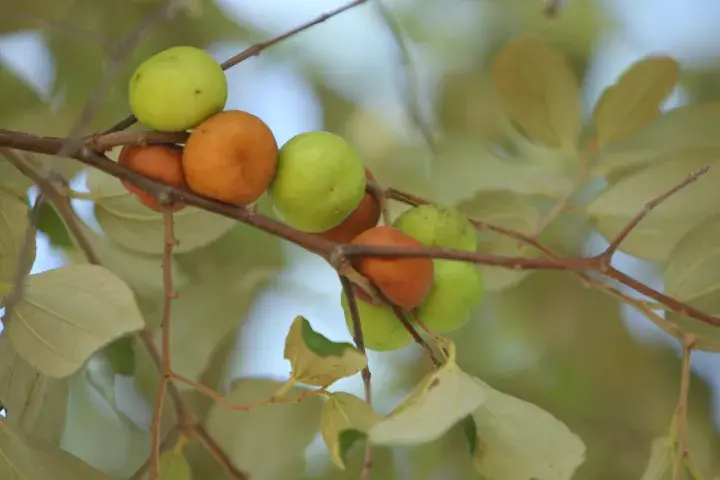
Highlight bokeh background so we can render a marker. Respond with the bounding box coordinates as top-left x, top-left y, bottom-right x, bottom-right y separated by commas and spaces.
3, 0, 720, 478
